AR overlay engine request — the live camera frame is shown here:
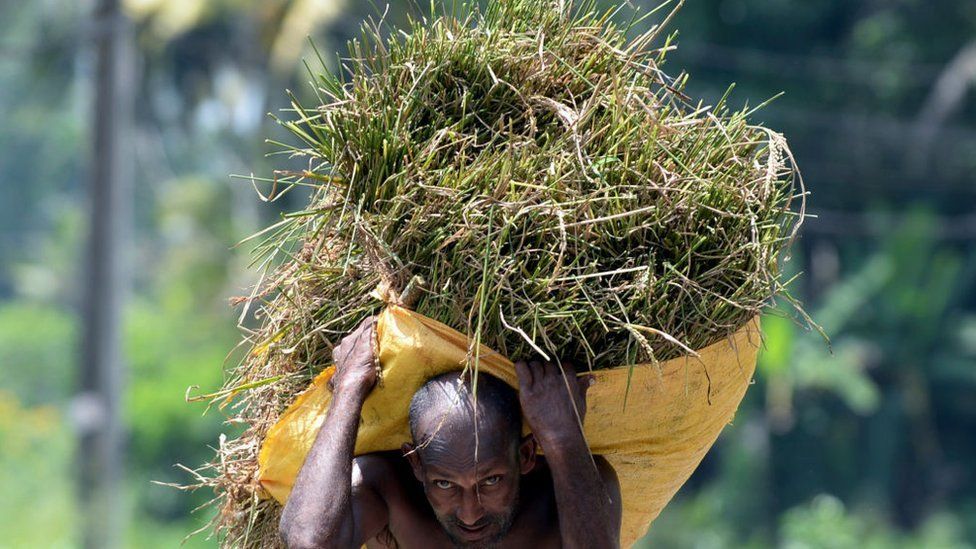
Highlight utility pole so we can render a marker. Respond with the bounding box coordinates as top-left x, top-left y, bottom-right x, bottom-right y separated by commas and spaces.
77, 0, 133, 546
